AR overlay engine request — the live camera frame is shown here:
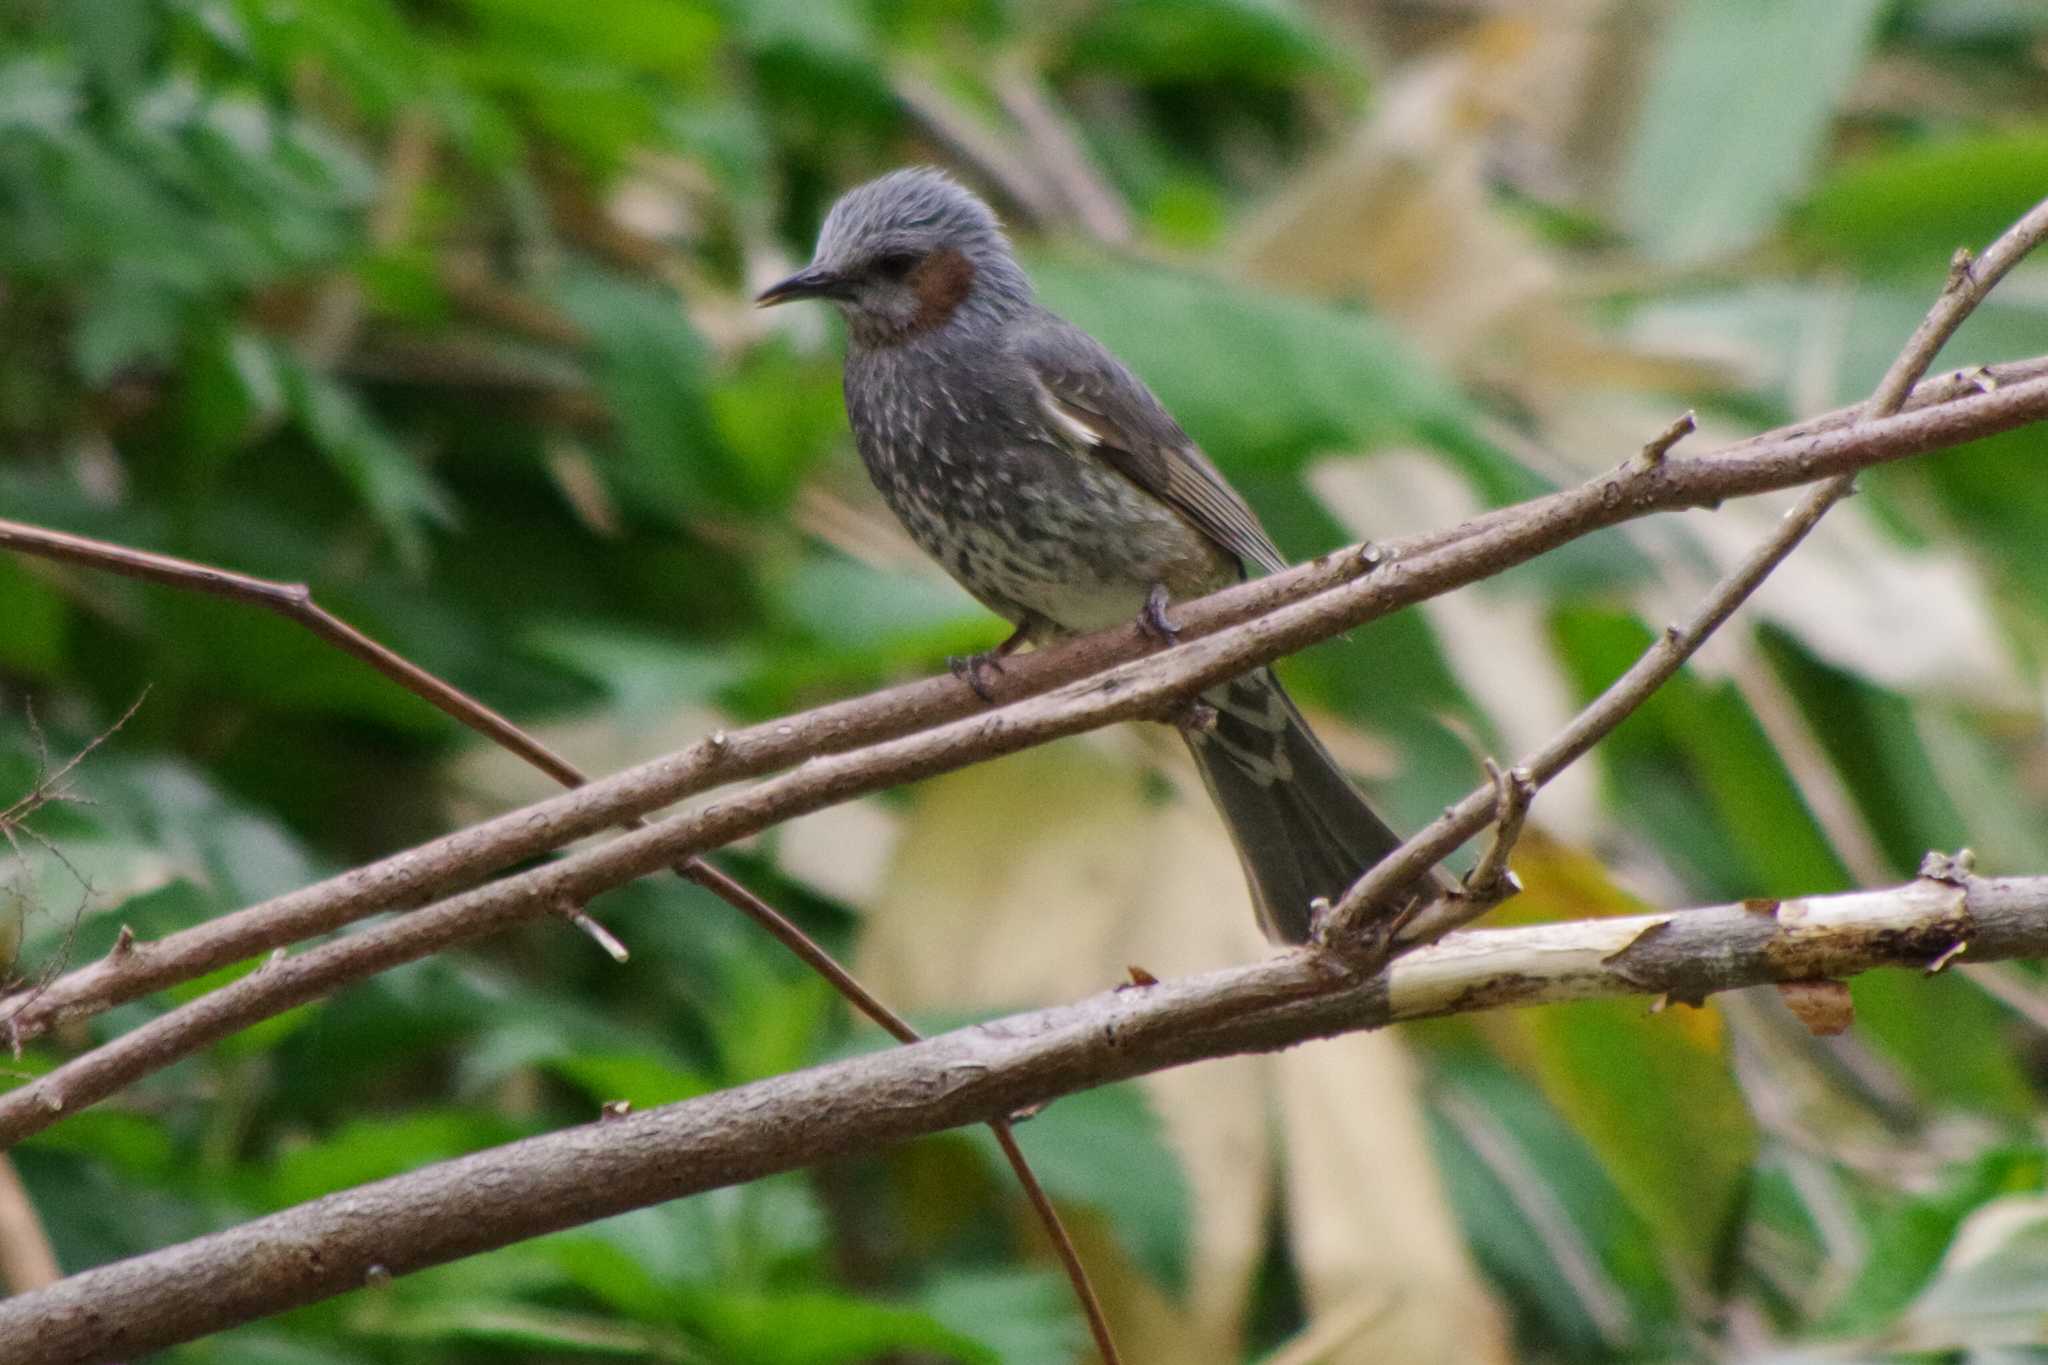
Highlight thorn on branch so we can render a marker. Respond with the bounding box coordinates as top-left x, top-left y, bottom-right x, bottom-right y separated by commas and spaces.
600, 1099, 632, 1121
1635, 410, 1697, 469
107, 925, 136, 961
